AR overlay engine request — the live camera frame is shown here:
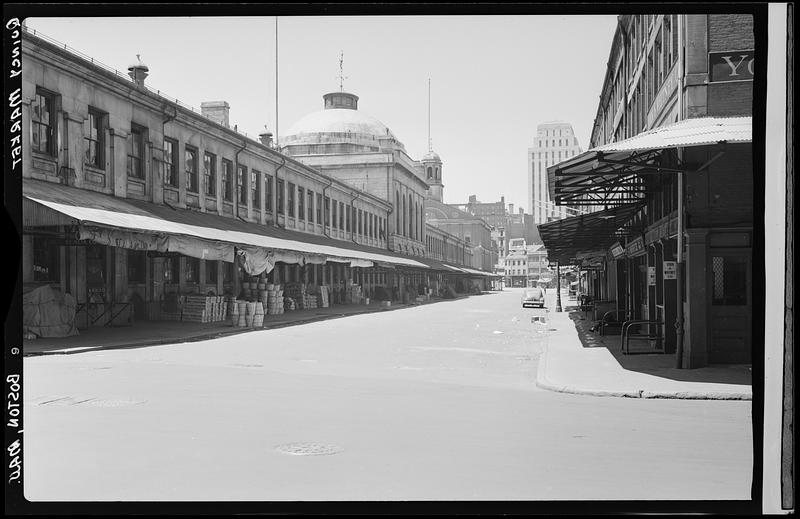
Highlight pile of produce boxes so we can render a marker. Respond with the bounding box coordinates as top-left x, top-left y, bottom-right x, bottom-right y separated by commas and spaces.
180, 295, 228, 323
